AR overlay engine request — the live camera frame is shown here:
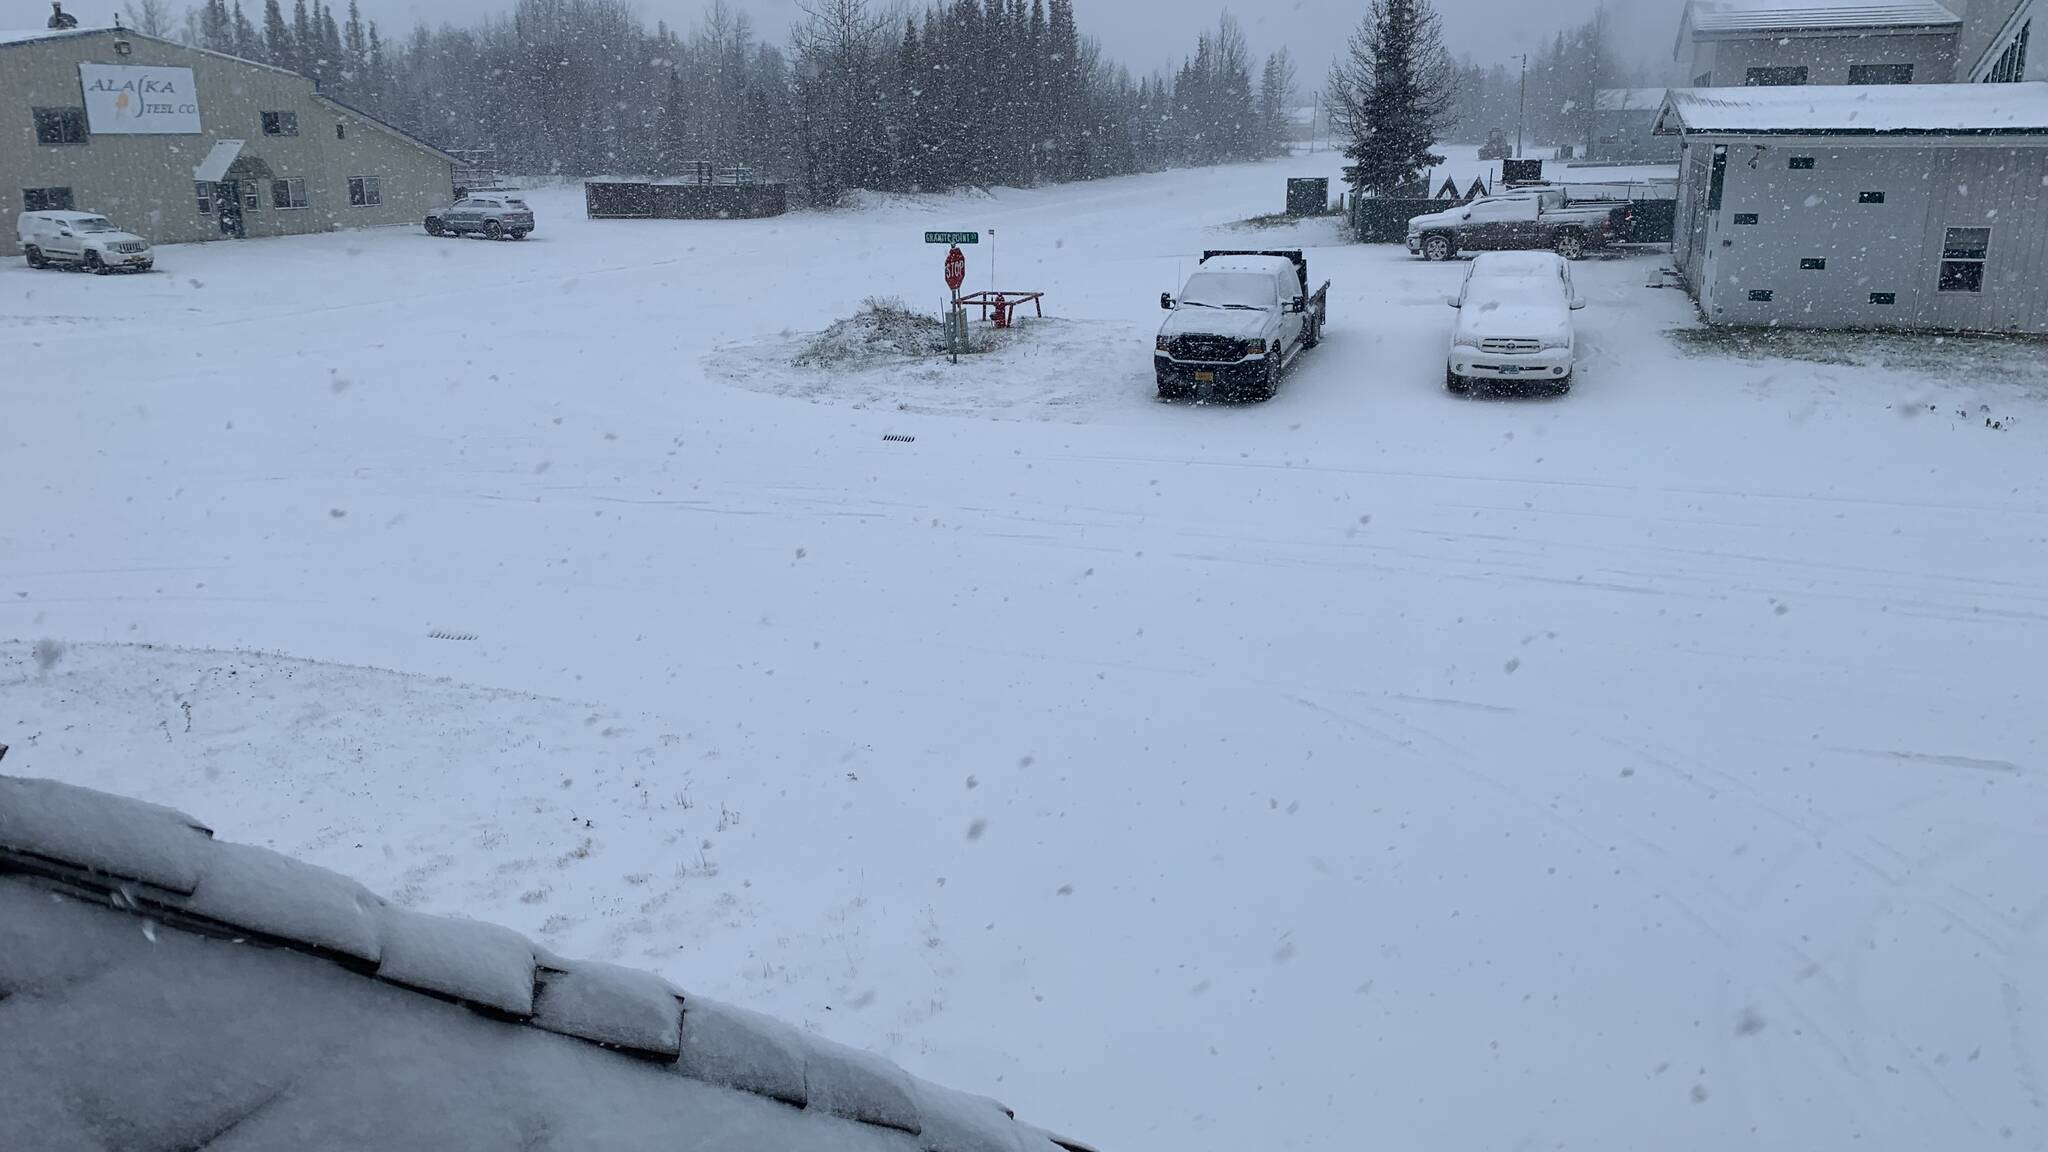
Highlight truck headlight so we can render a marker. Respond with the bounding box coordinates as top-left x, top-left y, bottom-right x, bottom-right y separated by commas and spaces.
1244, 339, 1267, 355
1155, 336, 1171, 351
1541, 335, 1572, 350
